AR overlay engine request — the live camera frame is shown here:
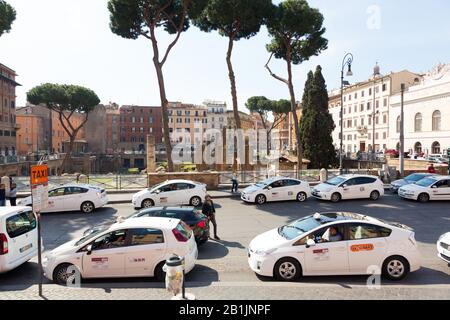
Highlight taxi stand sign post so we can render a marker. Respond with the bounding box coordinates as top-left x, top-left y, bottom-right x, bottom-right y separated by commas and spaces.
30, 165, 49, 297
446, 147, 450, 175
